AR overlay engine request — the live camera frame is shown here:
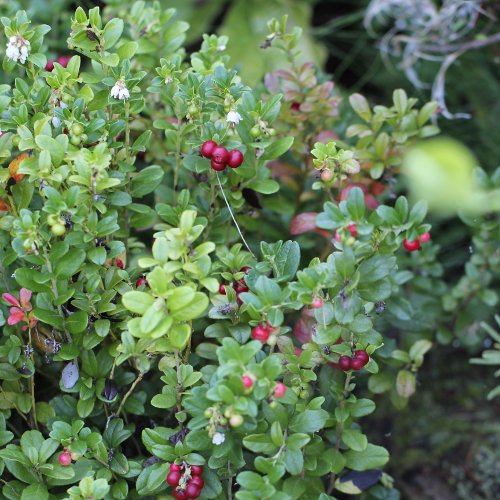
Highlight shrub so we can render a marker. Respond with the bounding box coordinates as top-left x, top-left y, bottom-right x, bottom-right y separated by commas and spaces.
0, 6, 497, 500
